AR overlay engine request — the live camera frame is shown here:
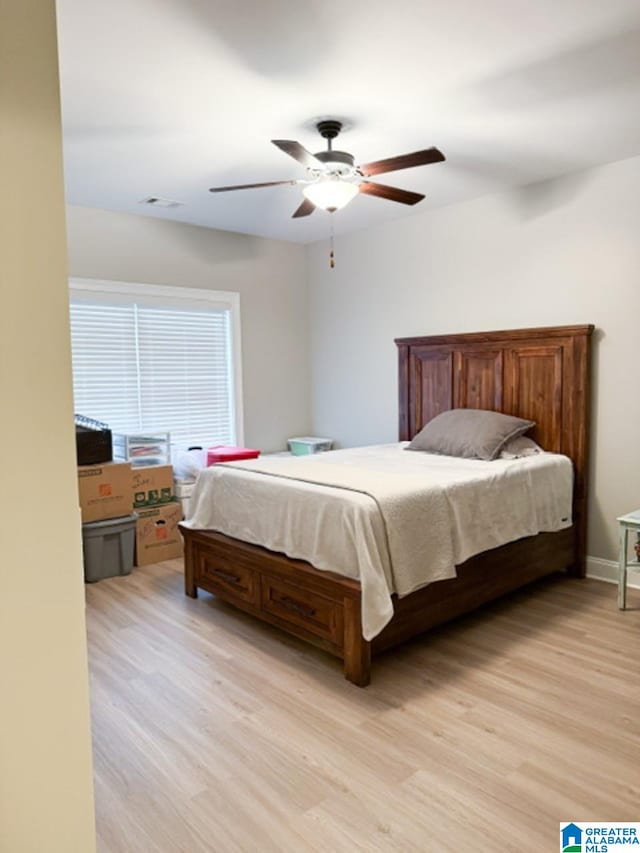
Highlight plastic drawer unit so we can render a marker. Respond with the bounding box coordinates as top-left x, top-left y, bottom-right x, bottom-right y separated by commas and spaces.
113, 432, 171, 467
